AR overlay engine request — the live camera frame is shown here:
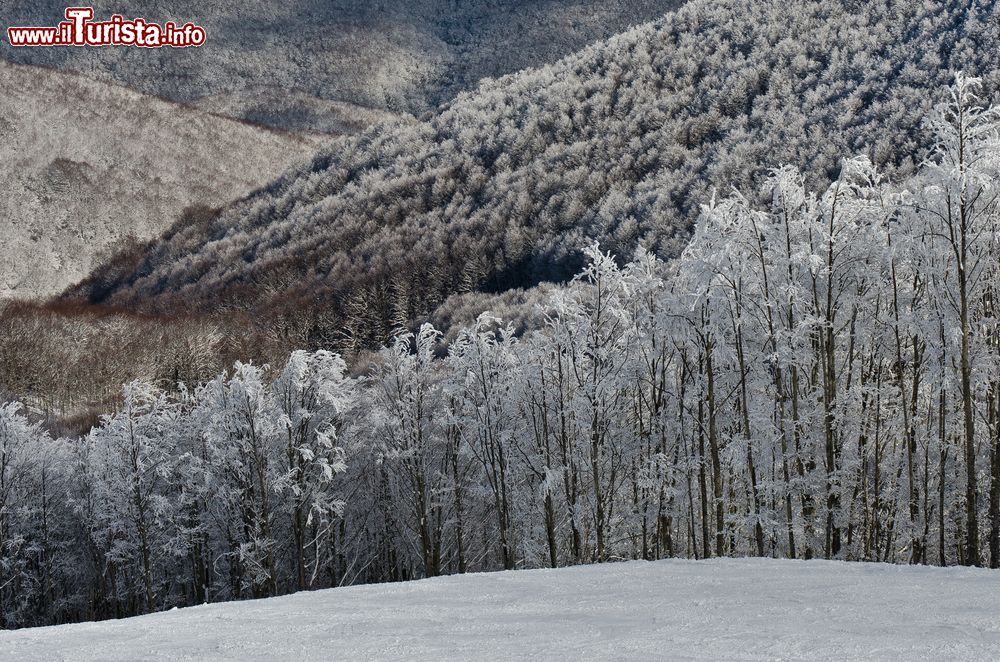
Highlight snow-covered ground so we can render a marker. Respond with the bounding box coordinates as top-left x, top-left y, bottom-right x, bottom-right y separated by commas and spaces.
3, 558, 999, 661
